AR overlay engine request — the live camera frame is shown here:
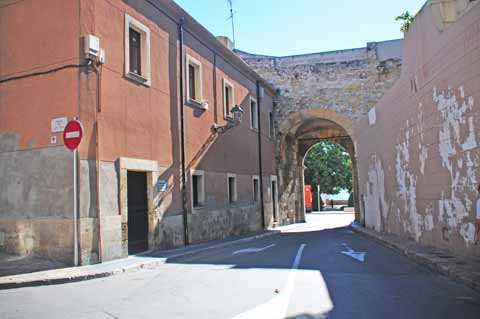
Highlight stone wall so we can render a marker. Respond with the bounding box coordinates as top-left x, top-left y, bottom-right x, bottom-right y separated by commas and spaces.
236, 39, 402, 125
237, 40, 403, 223
356, 2, 480, 255
0, 143, 74, 263
76, 159, 269, 263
